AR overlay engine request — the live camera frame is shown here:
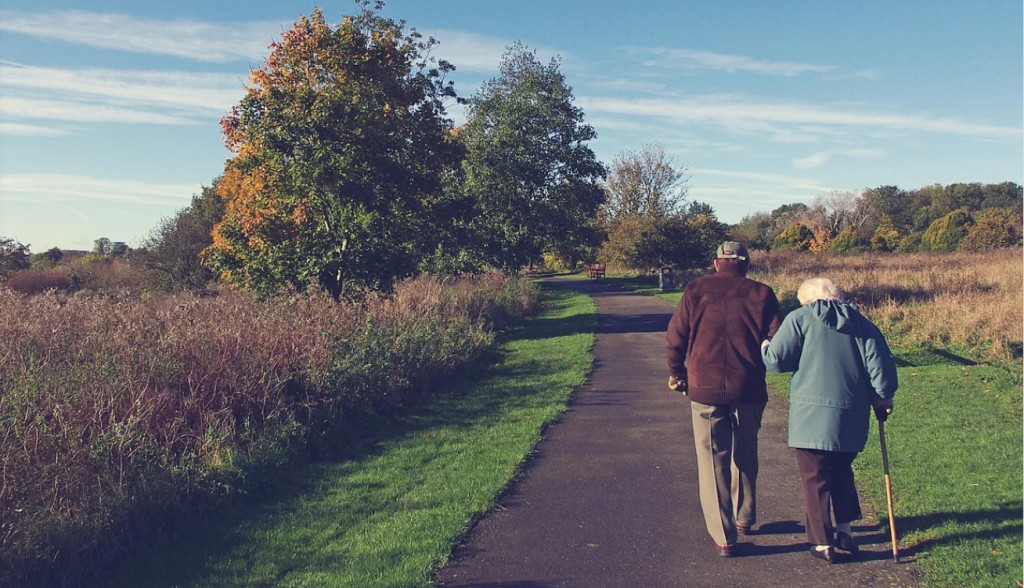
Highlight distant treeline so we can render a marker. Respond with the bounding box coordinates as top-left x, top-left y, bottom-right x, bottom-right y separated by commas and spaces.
730, 181, 1022, 254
